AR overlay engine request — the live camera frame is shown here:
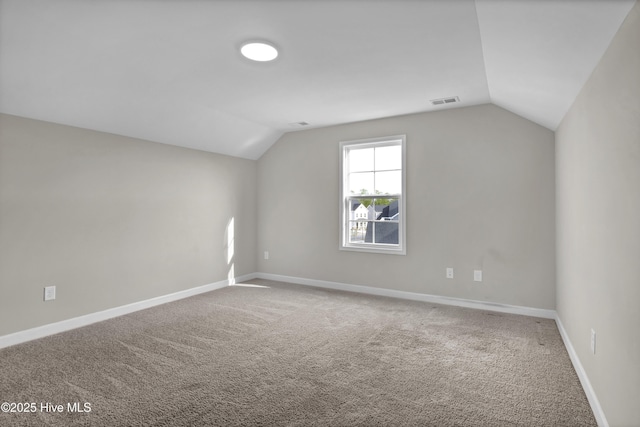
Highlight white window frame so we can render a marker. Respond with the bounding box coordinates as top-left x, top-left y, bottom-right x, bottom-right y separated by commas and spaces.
339, 135, 406, 255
